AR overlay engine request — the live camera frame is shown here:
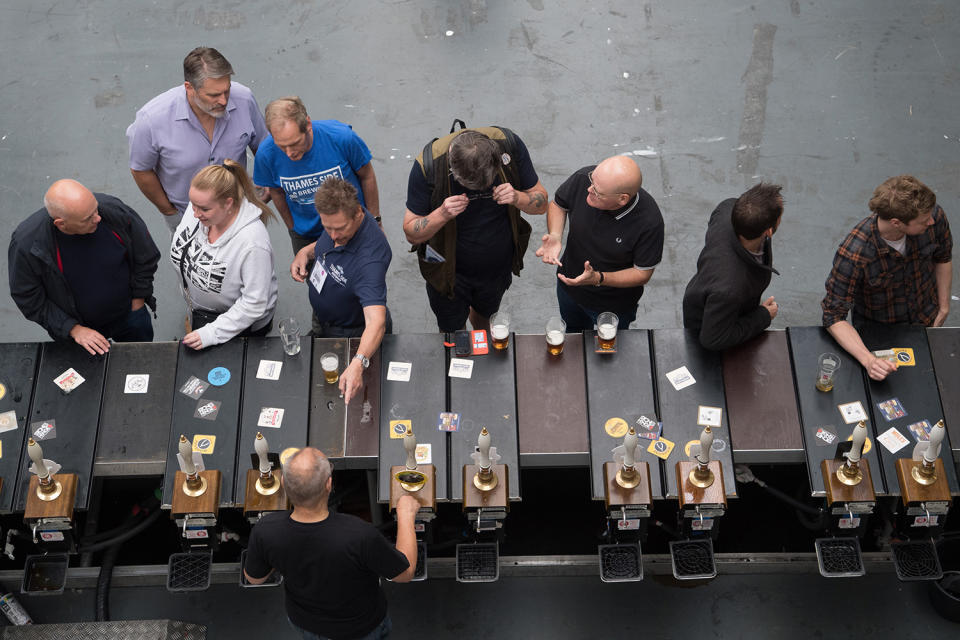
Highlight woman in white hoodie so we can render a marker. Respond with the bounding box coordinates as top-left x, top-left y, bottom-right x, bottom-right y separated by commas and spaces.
171, 160, 279, 349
